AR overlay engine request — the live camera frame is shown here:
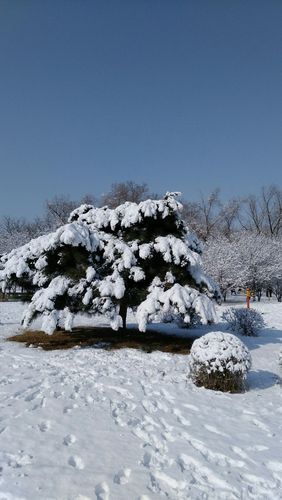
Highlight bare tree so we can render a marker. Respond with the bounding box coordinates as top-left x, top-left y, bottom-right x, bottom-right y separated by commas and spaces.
182, 189, 222, 241
200, 189, 223, 240
45, 195, 78, 228
181, 201, 203, 237
80, 193, 97, 206
101, 181, 151, 208
261, 185, 282, 236
219, 199, 241, 239
239, 185, 282, 237
238, 195, 264, 234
